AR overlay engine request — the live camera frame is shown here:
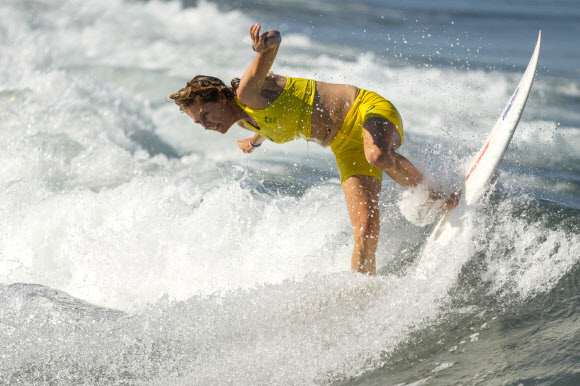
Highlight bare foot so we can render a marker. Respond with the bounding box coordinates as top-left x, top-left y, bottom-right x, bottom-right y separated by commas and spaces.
441, 190, 461, 211
429, 190, 462, 212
